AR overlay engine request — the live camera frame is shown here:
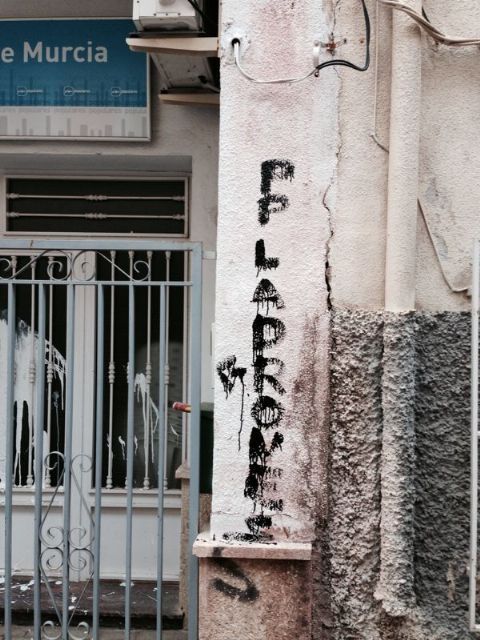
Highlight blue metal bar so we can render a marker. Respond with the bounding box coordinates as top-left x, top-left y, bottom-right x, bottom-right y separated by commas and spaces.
3, 282, 16, 639
0, 239, 200, 251
156, 285, 167, 640
93, 285, 105, 638
0, 280, 193, 288
124, 283, 136, 640
188, 245, 203, 640
62, 284, 75, 639
33, 285, 46, 640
